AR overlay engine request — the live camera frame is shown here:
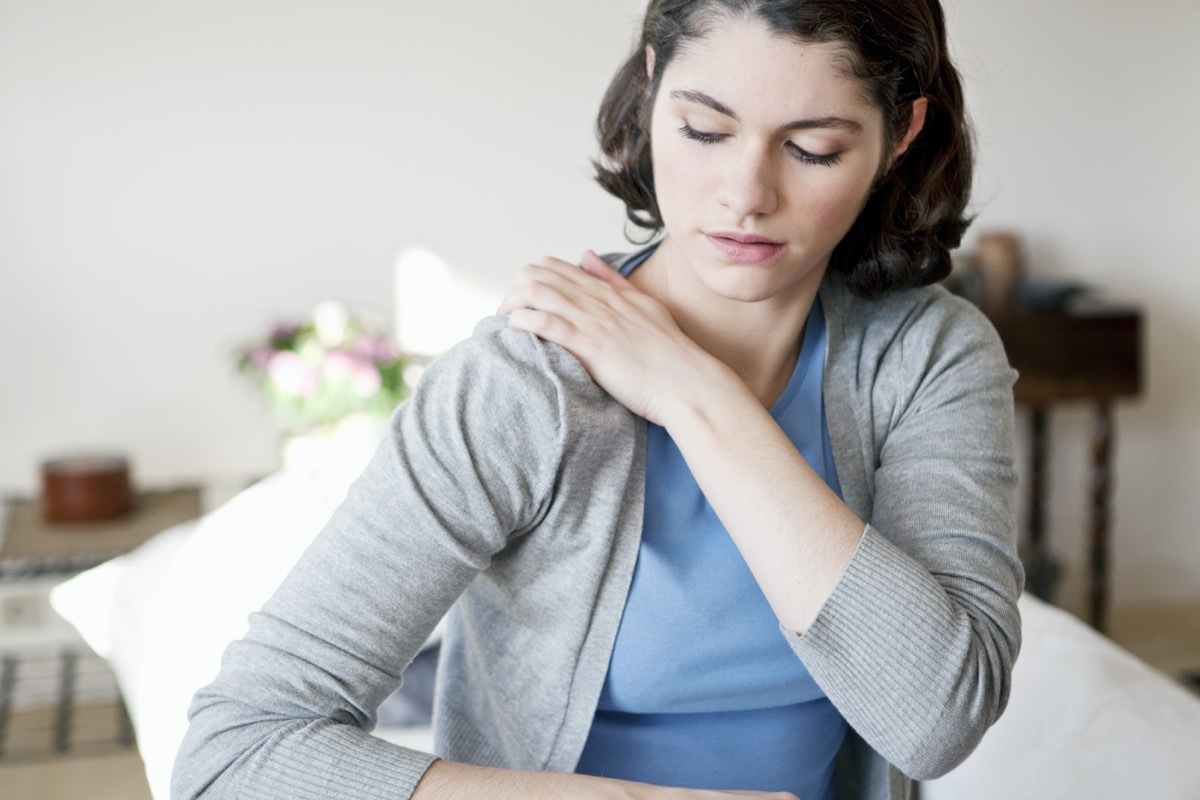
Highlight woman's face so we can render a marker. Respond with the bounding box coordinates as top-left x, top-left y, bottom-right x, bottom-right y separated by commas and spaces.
648, 16, 890, 306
